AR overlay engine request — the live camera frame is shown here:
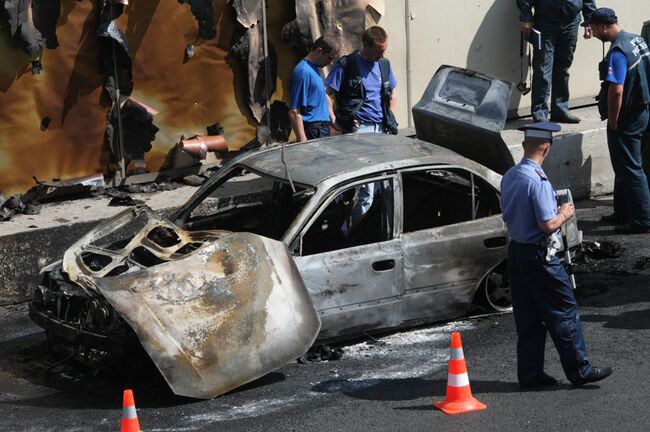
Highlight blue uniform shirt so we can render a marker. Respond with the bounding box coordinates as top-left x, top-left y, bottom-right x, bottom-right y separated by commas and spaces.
606, 48, 628, 85
289, 59, 330, 122
501, 158, 558, 244
325, 52, 397, 124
